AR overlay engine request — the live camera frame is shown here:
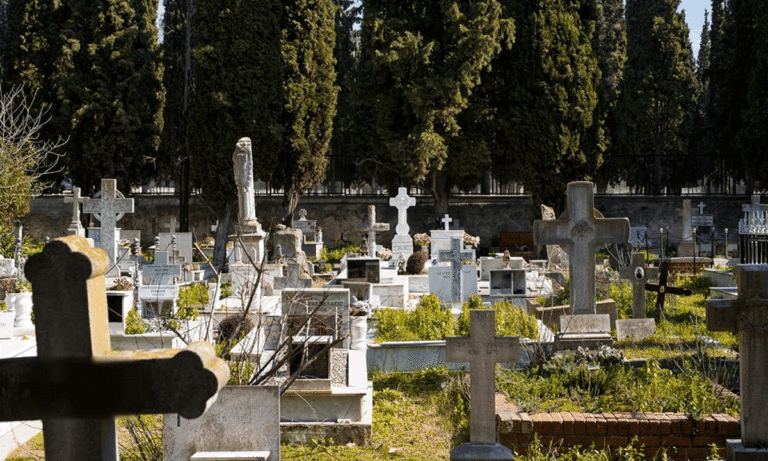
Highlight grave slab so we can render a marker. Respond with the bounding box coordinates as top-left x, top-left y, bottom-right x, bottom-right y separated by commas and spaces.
615, 318, 656, 341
